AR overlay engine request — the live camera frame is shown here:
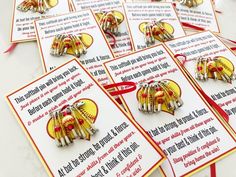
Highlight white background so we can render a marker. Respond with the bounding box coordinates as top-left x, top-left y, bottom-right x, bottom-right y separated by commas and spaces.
1, 0, 236, 177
